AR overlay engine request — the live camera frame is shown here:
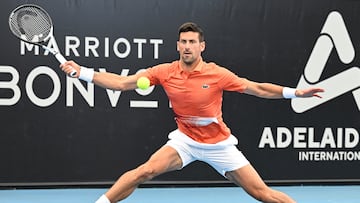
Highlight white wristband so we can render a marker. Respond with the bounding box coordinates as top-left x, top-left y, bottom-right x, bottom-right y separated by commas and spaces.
282, 87, 297, 99
79, 66, 94, 82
